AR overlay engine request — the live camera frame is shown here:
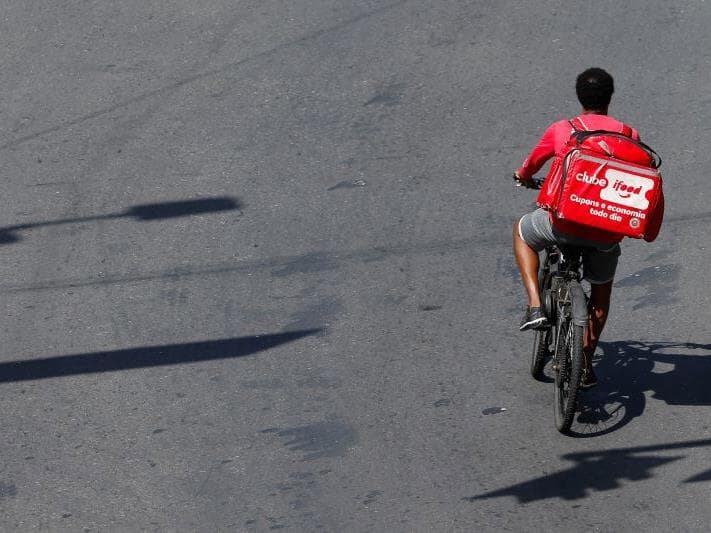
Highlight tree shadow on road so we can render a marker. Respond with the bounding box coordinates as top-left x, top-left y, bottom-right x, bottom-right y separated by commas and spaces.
567, 340, 711, 437
466, 437, 711, 504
